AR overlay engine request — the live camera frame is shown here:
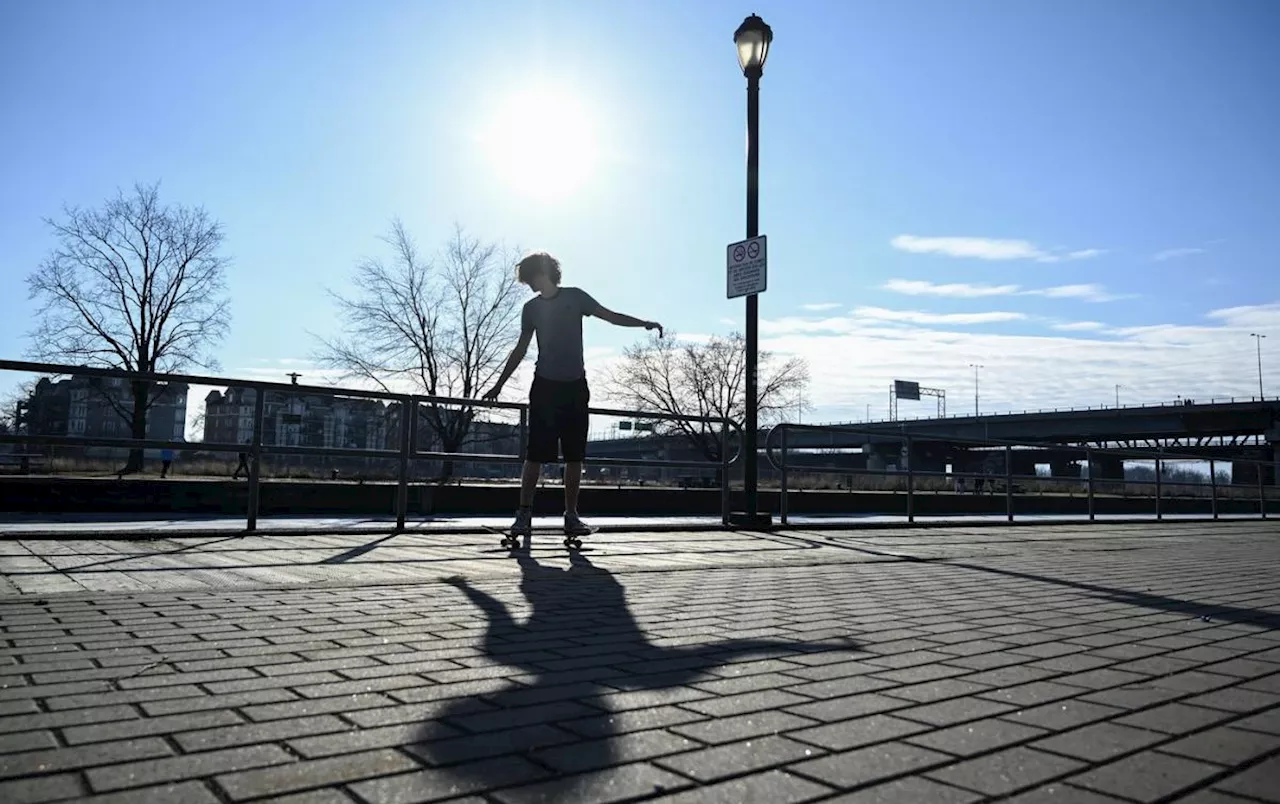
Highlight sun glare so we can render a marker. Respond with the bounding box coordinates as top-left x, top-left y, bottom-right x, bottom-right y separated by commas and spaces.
480, 86, 600, 202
